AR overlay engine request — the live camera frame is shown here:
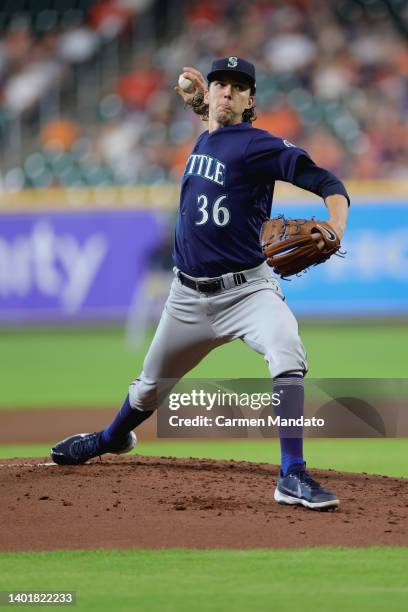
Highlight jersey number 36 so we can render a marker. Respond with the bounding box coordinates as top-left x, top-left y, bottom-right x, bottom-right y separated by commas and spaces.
195, 194, 230, 227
